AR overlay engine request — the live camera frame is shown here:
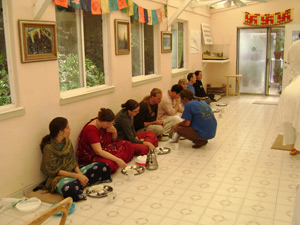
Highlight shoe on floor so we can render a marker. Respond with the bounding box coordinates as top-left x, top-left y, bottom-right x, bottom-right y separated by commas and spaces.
192, 140, 208, 148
